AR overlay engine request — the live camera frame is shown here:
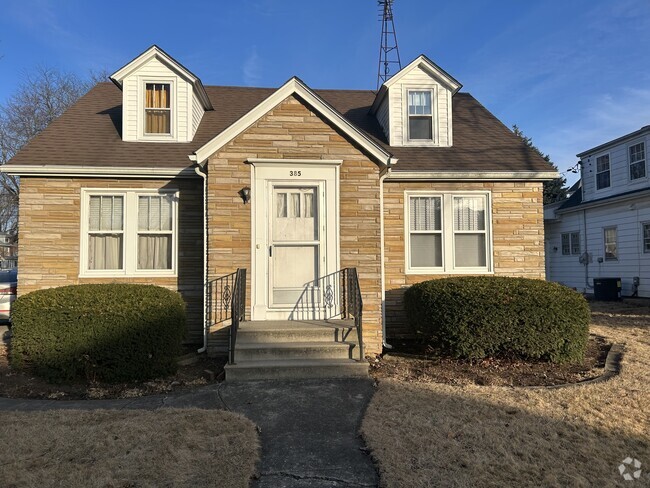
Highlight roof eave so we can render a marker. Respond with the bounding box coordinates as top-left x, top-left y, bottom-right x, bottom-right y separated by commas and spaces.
576, 125, 650, 158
